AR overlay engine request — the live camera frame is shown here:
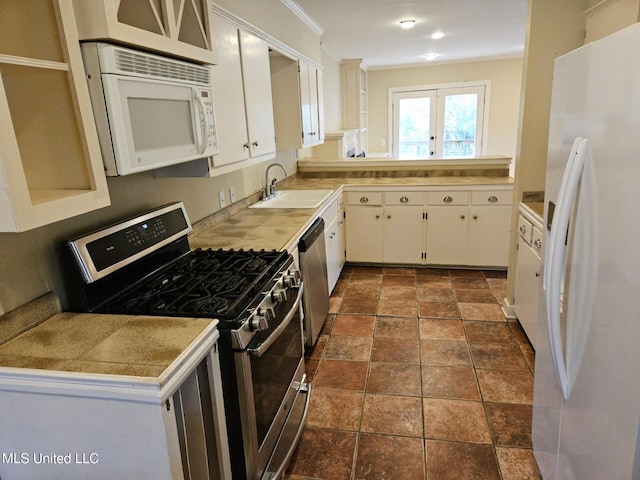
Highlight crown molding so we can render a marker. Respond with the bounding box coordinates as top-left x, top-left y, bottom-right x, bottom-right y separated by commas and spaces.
585, 0, 621, 16
280, 0, 325, 36
210, 2, 321, 68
